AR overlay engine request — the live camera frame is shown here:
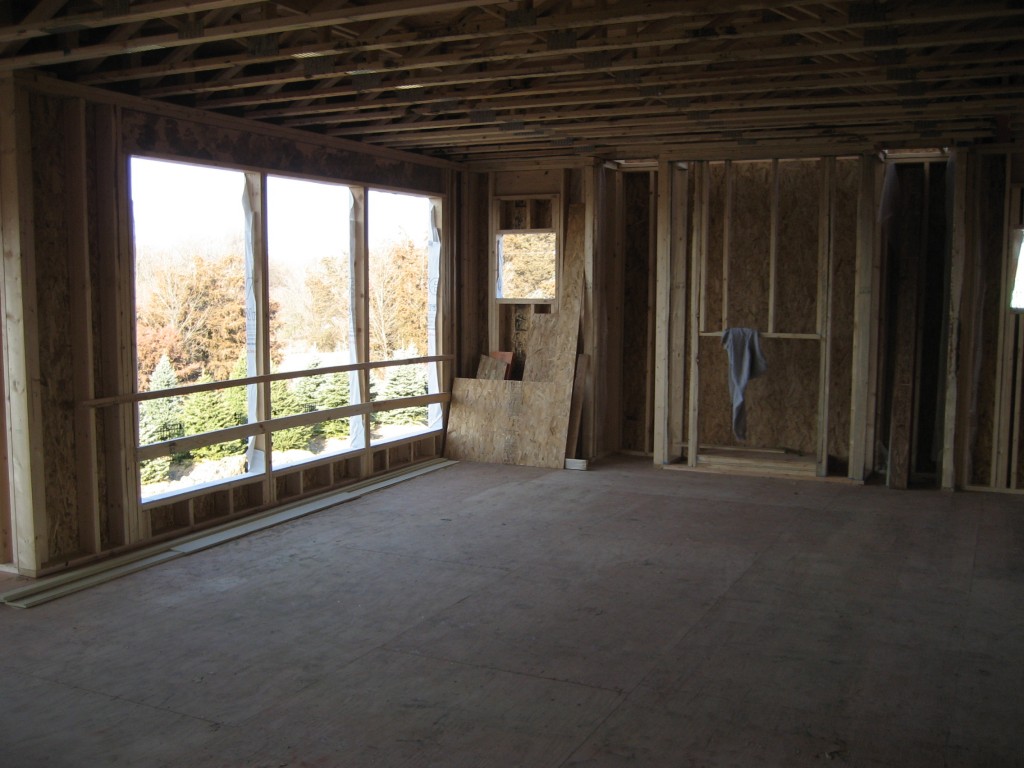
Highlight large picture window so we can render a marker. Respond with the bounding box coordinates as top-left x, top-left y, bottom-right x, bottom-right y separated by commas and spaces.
129, 157, 445, 501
